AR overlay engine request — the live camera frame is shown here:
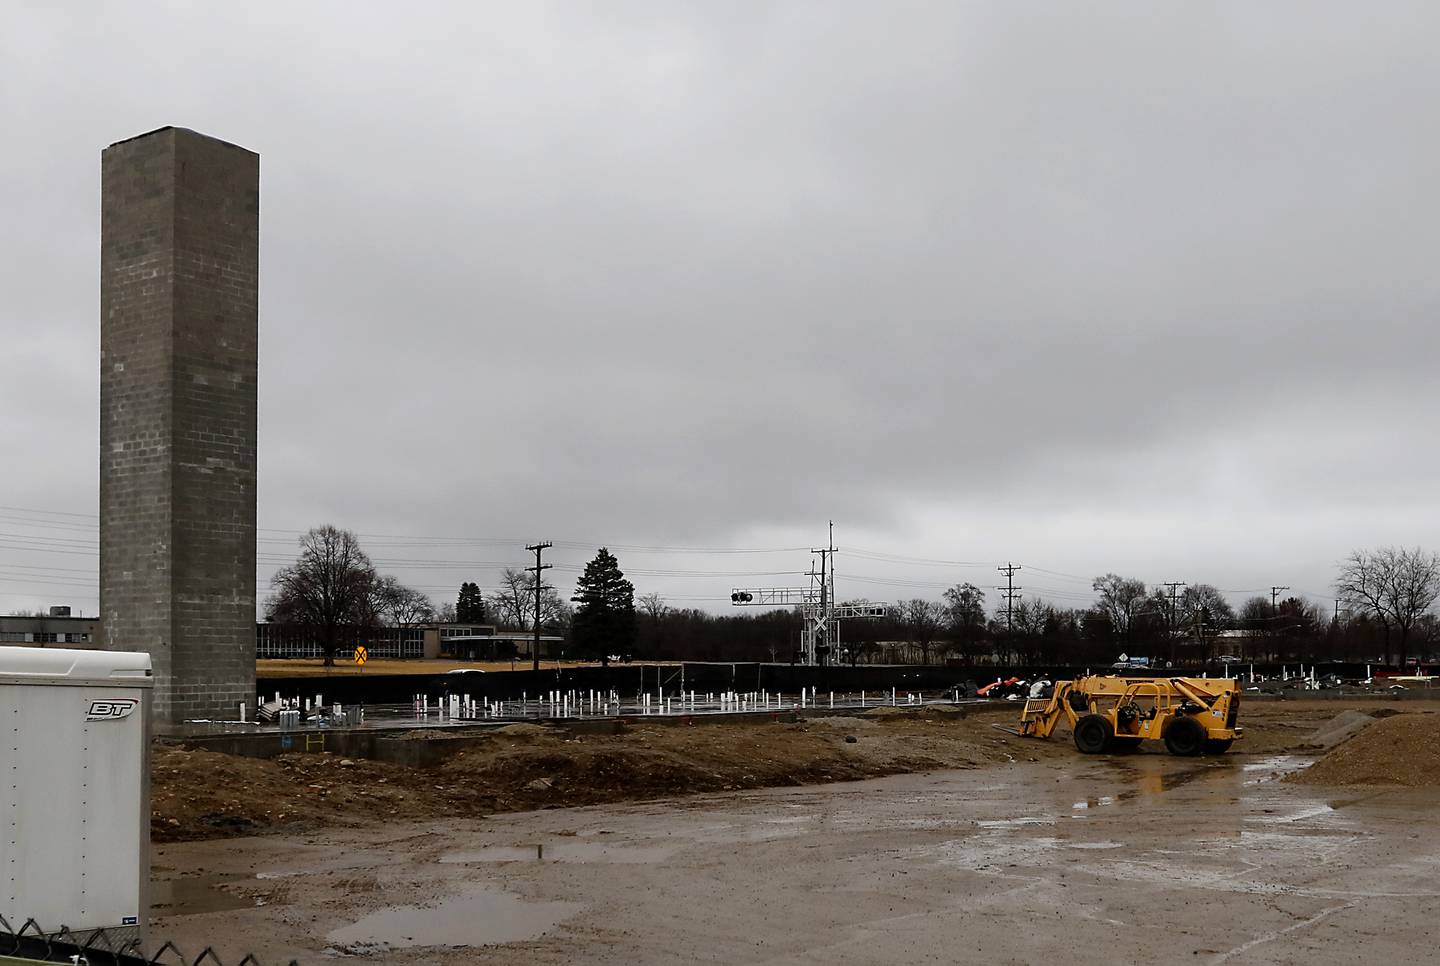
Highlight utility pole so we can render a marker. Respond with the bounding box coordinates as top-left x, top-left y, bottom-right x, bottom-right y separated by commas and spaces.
1160, 581, 1187, 633
1271, 586, 1289, 616
526, 541, 553, 672
997, 562, 1022, 633
1161, 581, 1186, 664
1270, 585, 1289, 665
